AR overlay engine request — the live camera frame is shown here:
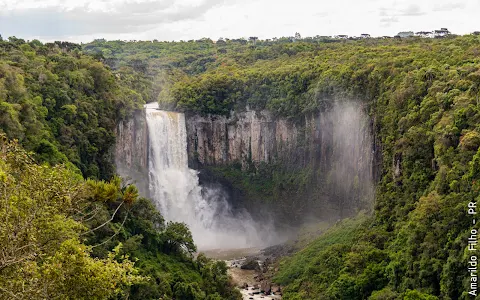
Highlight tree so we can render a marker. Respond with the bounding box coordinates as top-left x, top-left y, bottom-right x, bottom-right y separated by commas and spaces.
0, 136, 144, 299
161, 222, 197, 255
